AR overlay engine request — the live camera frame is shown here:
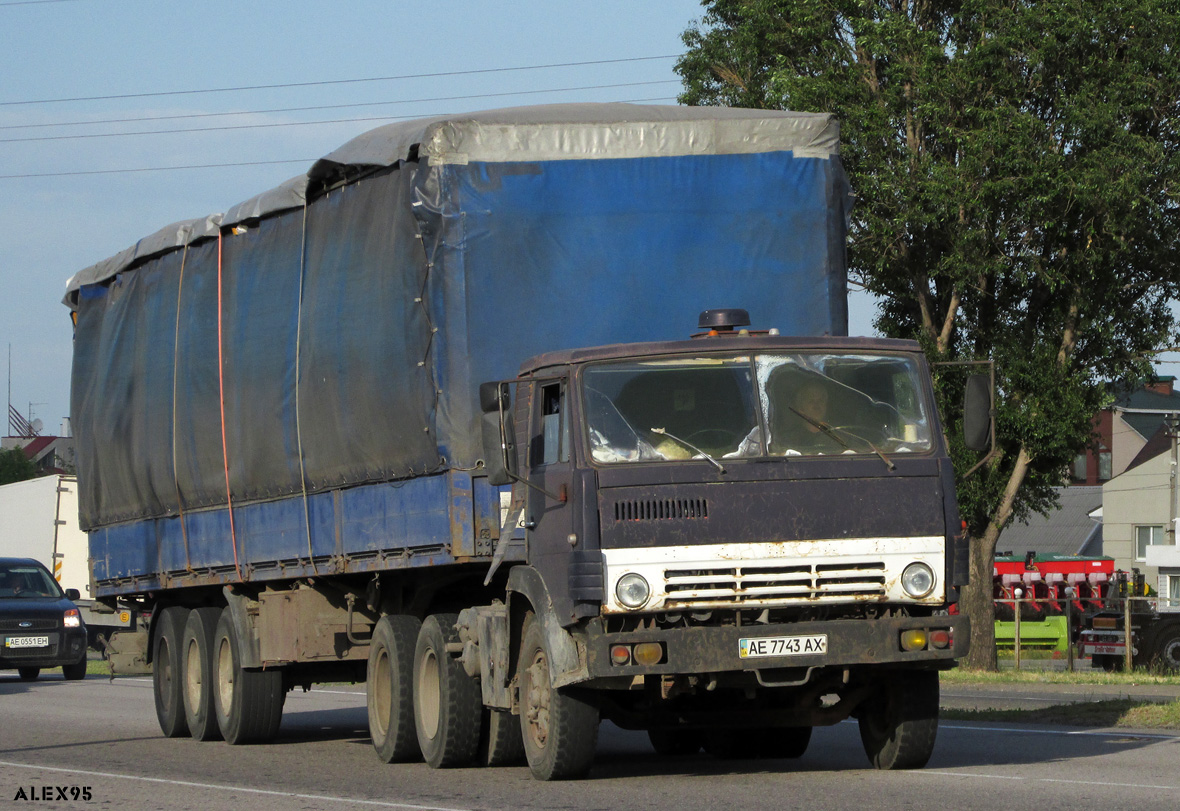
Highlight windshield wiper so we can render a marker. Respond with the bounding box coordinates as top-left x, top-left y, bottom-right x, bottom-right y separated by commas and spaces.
649, 427, 726, 474
787, 408, 895, 471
